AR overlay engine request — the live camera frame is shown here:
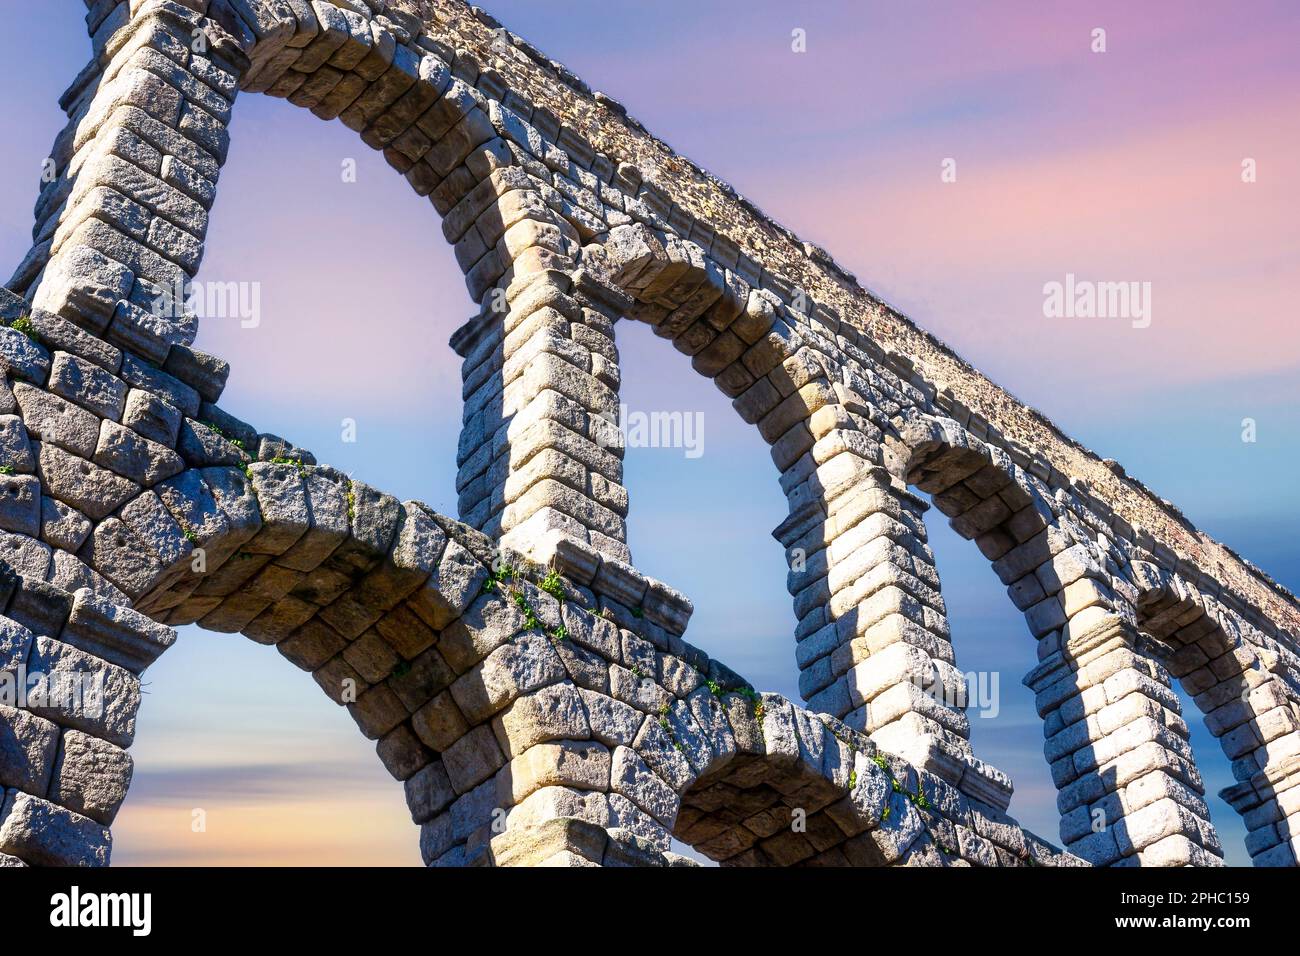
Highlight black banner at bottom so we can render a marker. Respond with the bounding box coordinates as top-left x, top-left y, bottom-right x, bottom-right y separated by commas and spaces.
5, 864, 1282, 943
